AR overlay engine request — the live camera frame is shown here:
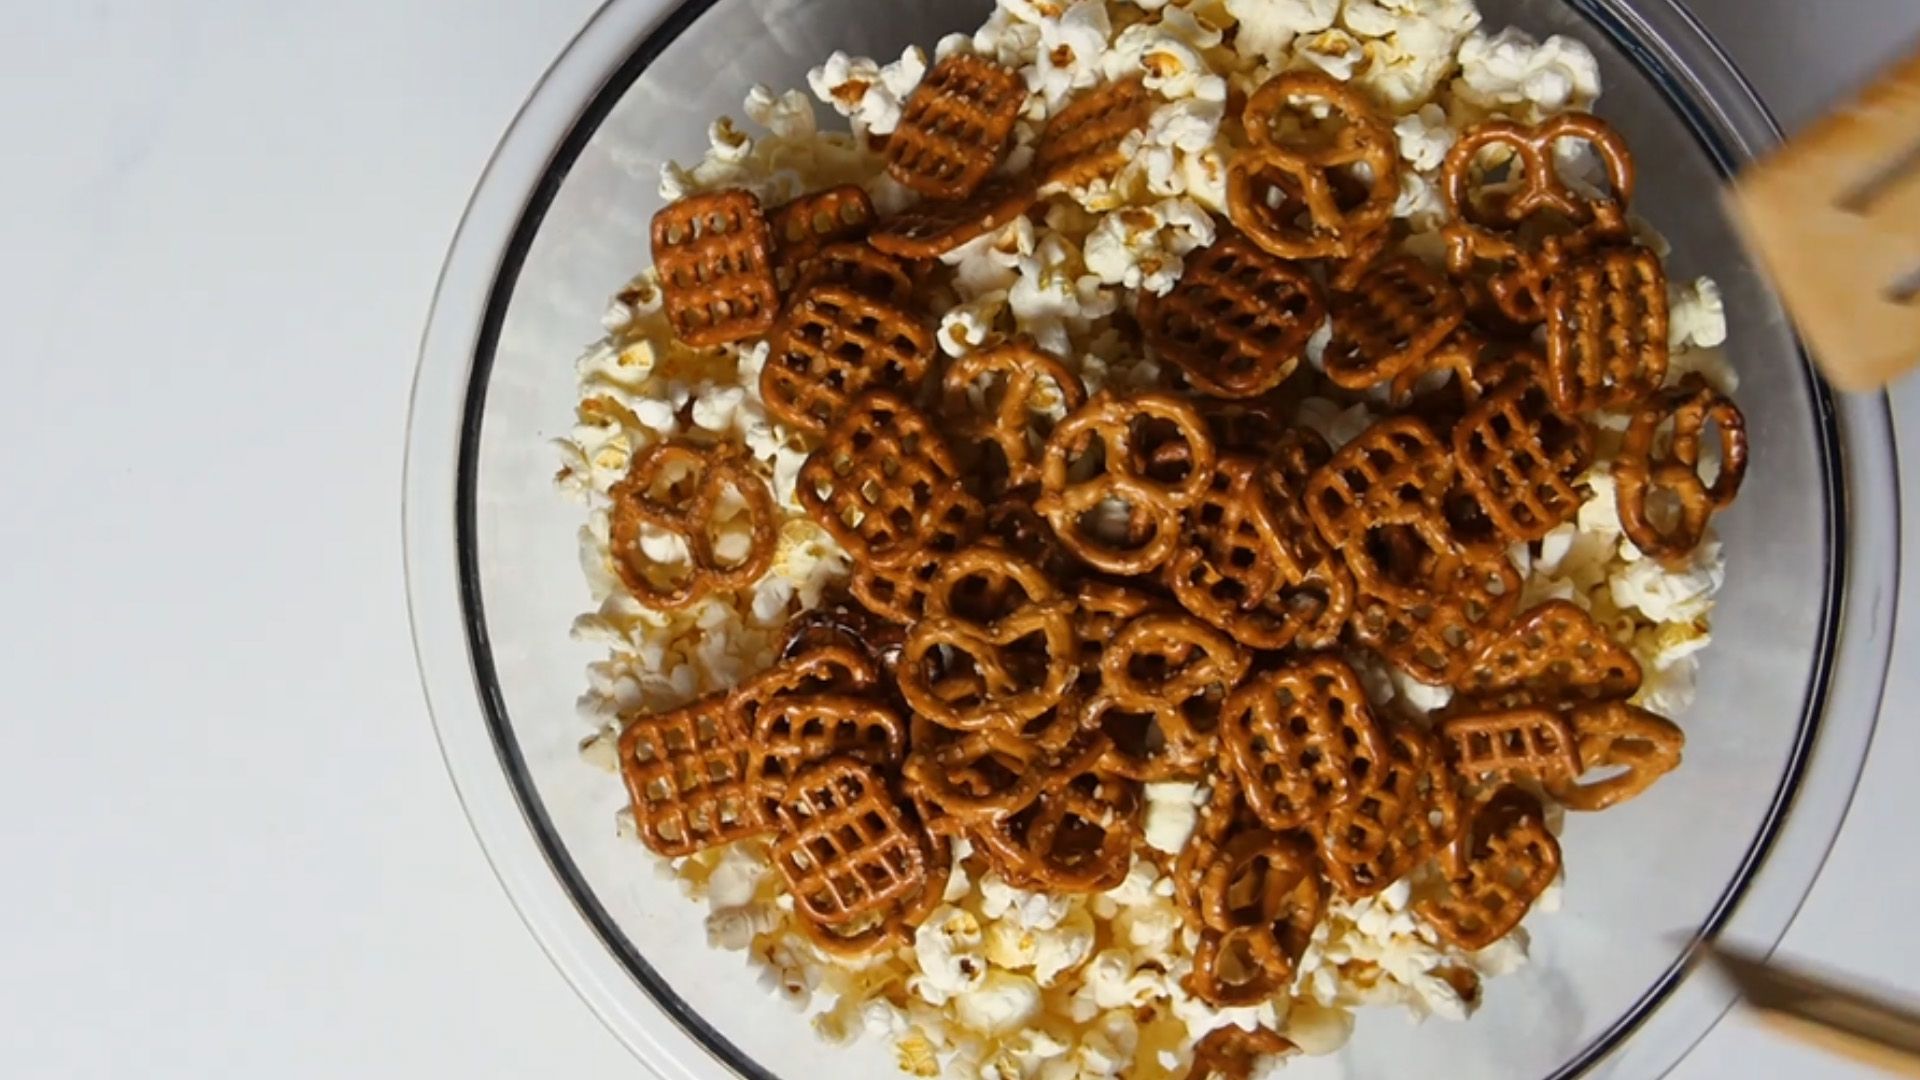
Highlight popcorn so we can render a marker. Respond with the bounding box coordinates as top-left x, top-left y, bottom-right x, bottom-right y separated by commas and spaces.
1226, 0, 1340, 60
1142, 781, 1204, 853
1452, 28, 1601, 119
1082, 198, 1217, 294
1102, 9, 1229, 102
1029, 0, 1117, 110
954, 970, 1045, 1035
1294, 27, 1368, 81
911, 906, 990, 1004
1670, 275, 1729, 351
980, 872, 1073, 929
807, 47, 929, 137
